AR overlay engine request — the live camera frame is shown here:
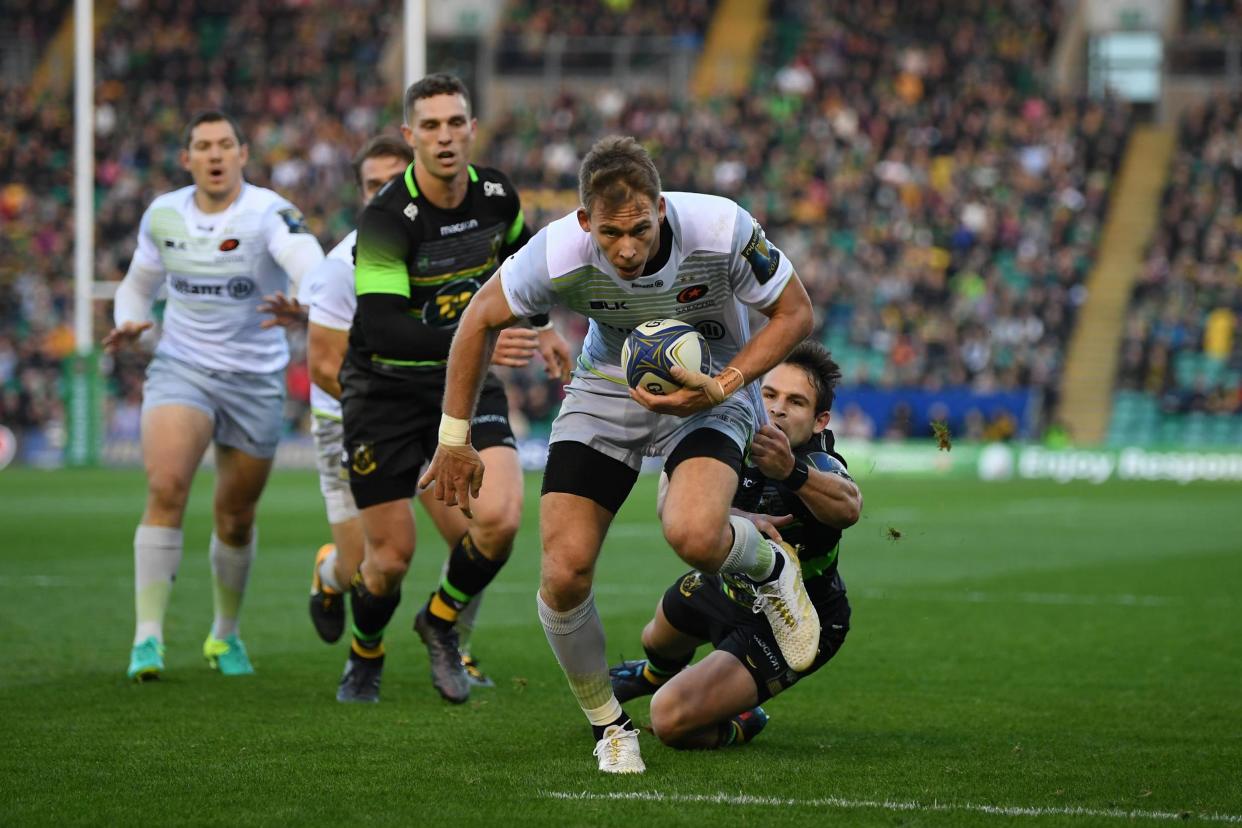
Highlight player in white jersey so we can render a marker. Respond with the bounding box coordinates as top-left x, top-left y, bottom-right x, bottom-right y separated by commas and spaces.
420, 136, 816, 772
104, 111, 324, 682
299, 134, 554, 688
